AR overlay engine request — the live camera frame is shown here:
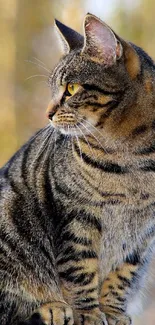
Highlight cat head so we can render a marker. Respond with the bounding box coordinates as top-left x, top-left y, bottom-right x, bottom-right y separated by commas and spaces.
47, 14, 155, 145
